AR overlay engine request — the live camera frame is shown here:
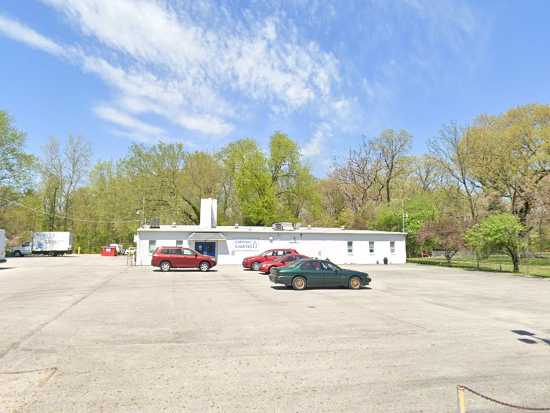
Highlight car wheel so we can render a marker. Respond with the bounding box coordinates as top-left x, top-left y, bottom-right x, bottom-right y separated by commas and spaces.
252, 262, 261, 271
199, 261, 210, 272
160, 261, 171, 272
14, 251, 22, 257
349, 276, 361, 290
292, 276, 307, 290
